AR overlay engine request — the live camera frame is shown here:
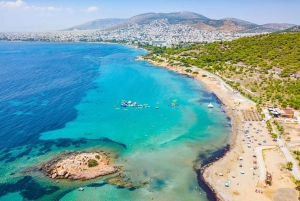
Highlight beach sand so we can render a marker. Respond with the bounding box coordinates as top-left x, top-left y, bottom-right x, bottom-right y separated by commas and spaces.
138, 57, 298, 201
